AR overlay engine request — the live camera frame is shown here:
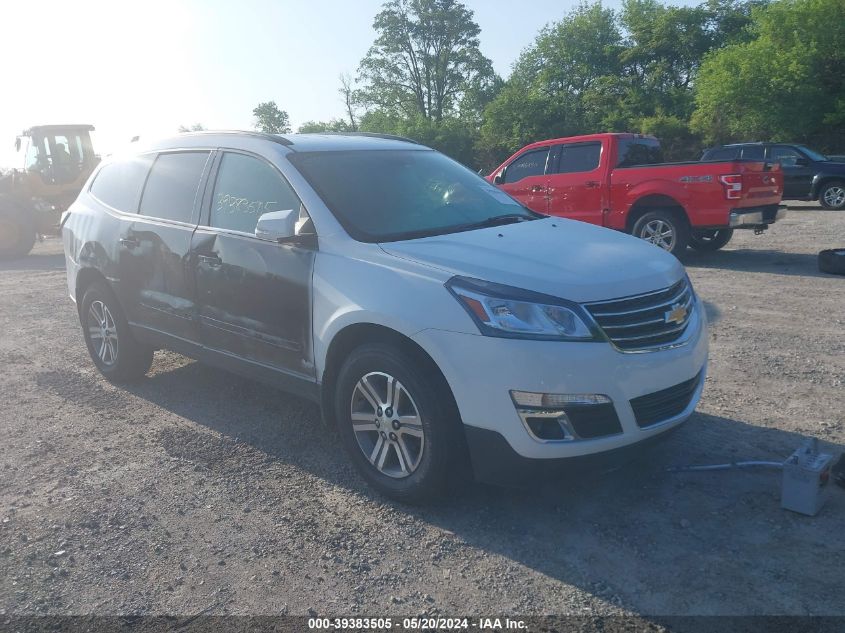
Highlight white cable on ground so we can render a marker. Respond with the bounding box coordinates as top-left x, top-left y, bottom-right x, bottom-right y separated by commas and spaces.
666, 461, 783, 473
